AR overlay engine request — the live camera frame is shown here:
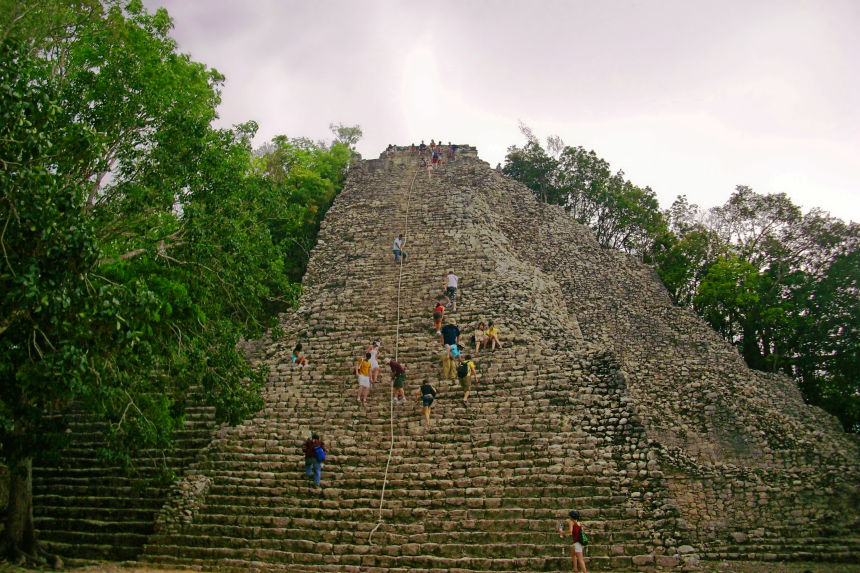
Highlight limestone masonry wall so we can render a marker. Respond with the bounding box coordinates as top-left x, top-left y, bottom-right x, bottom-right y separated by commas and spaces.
121, 148, 858, 570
